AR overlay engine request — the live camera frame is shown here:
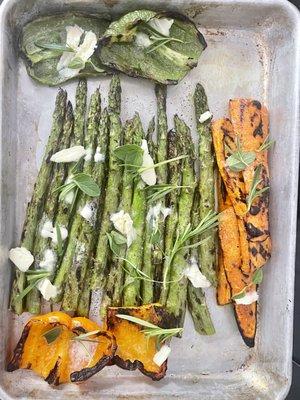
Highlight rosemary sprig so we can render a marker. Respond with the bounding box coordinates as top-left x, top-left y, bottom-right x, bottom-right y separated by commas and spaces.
17, 270, 52, 301
146, 184, 192, 203
162, 210, 219, 289
116, 314, 183, 343
43, 327, 101, 345
257, 135, 275, 152
246, 164, 269, 212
